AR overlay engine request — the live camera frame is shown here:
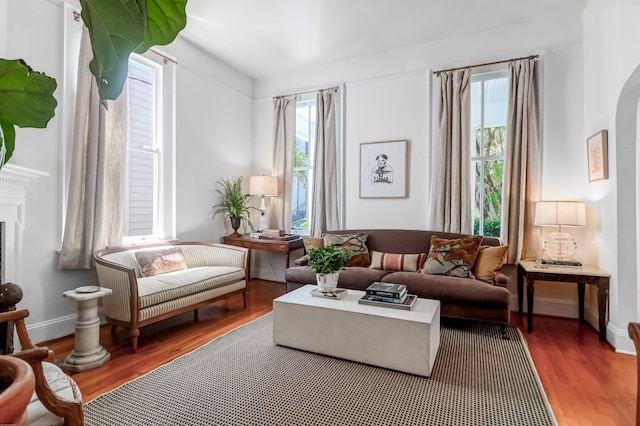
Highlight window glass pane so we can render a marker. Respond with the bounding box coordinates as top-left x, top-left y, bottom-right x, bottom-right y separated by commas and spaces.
471, 72, 507, 236
292, 169, 308, 231
292, 95, 316, 235
126, 149, 156, 236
